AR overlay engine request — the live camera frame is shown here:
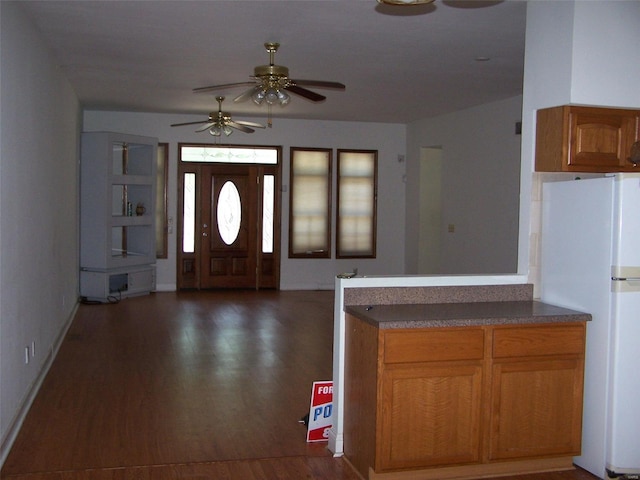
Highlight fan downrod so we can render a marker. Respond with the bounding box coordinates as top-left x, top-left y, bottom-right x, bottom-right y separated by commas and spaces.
254, 42, 288, 78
